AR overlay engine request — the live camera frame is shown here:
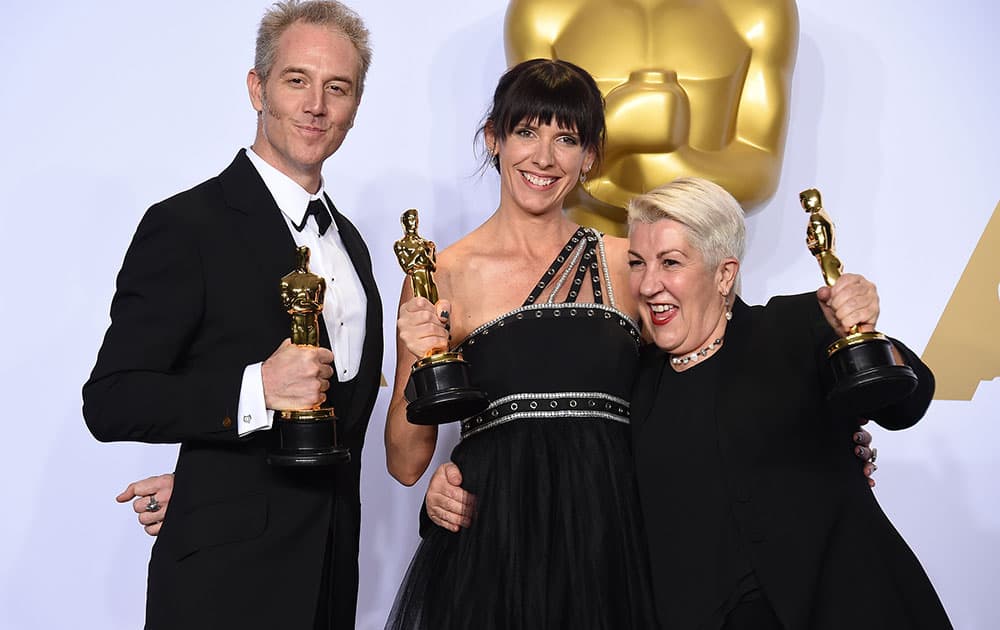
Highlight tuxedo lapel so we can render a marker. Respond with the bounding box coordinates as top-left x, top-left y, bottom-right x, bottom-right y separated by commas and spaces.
325, 194, 376, 301
220, 150, 331, 347
325, 194, 383, 430
221, 151, 297, 281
